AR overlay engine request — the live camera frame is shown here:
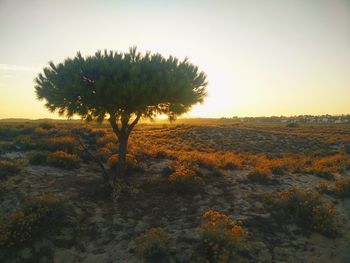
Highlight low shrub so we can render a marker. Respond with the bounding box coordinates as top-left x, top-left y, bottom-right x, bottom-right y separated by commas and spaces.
135, 228, 171, 263
47, 151, 80, 169
187, 151, 242, 171
0, 160, 21, 179
96, 133, 117, 147
247, 167, 271, 183
111, 181, 140, 202
15, 135, 36, 150
266, 188, 338, 236
168, 162, 204, 193
27, 151, 49, 165
0, 127, 20, 140
0, 192, 64, 249
316, 180, 330, 194
332, 178, 350, 198
286, 122, 299, 128
307, 153, 350, 179
195, 210, 247, 263
38, 122, 56, 130
39, 136, 76, 153
95, 142, 117, 161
